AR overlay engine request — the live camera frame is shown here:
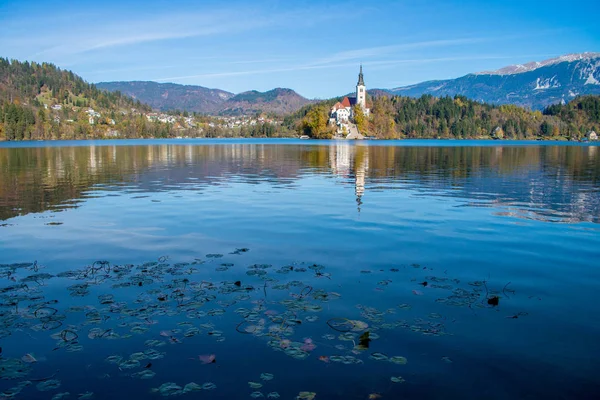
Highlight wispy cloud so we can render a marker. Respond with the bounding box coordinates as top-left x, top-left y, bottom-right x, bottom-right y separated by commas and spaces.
150, 37, 490, 82
6, 4, 348, 62
153, 63, 351, 82
308, 38, 490, 67
81, 57, 297, 77
29, 11, 268, 59
152, 53, 542, 83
